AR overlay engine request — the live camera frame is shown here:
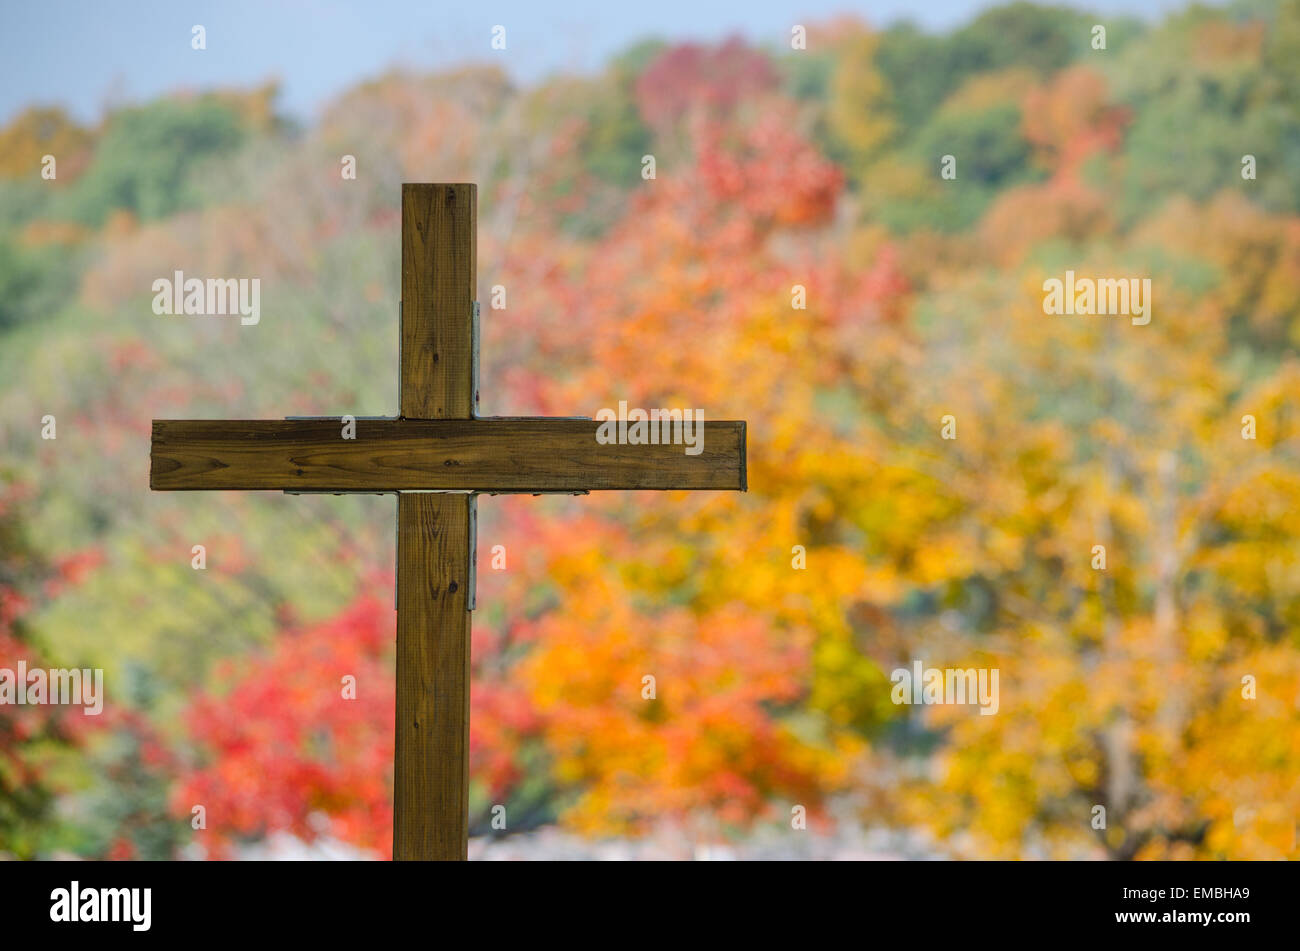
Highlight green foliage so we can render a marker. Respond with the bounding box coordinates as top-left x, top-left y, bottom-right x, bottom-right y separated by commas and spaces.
53, 98, 246, 225
579, 92, 648, 187
874, 102, 1038, 231
875, 23, 959, 138
0, 485, 75, 858
956, 3, 1098, 73
915, 103, 1032, 188
73, 674, 190, 860
782, 49, 836, 102
1102, 4, 1300, 221
0, 236, 82, 331
877, 5, 1098, 142
0, 181, 50, 233
578, 41, 662, 187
